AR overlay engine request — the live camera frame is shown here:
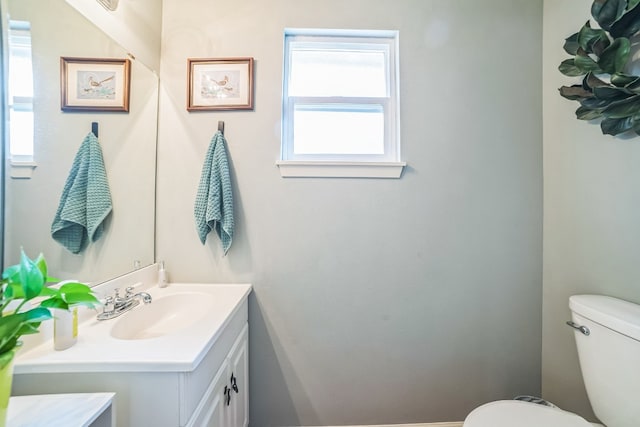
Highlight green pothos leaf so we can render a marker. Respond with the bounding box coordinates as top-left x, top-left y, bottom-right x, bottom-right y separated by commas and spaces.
629, 0, 640, 10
